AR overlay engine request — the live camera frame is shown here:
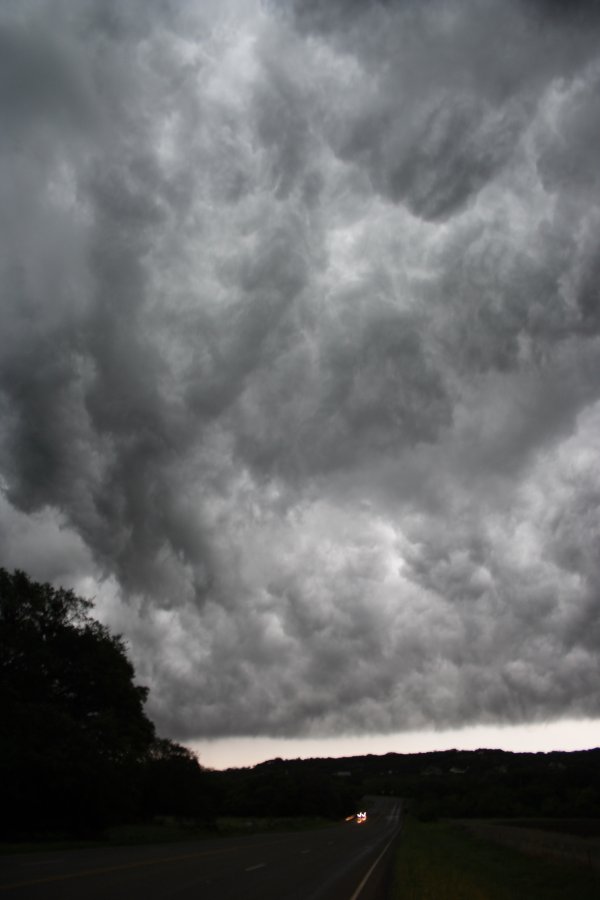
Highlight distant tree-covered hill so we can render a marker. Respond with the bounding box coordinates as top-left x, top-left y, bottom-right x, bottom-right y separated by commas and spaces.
215, 746, 600, 821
